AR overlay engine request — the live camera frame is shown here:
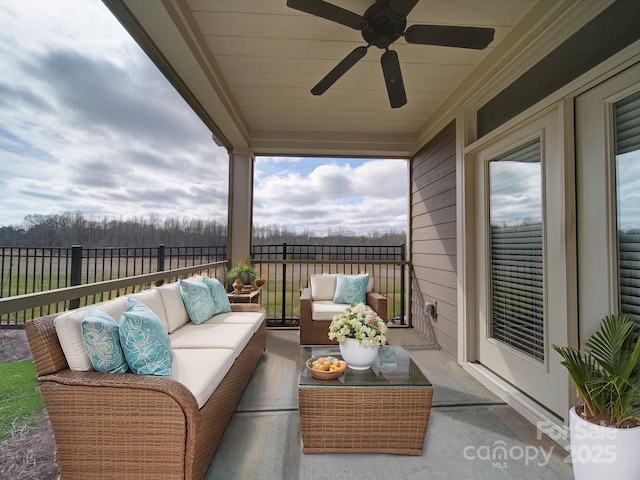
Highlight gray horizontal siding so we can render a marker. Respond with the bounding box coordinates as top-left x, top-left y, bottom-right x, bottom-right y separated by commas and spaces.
411, 121, 457, 354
